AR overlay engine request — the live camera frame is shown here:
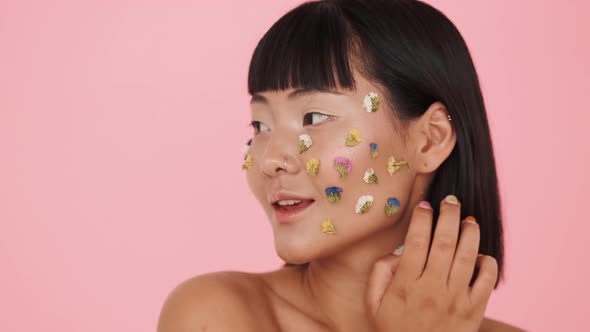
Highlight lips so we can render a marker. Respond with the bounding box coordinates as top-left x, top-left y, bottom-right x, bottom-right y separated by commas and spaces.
268, 191, 315, 224
272, 199, 315, 223
273, 199, 314, 212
